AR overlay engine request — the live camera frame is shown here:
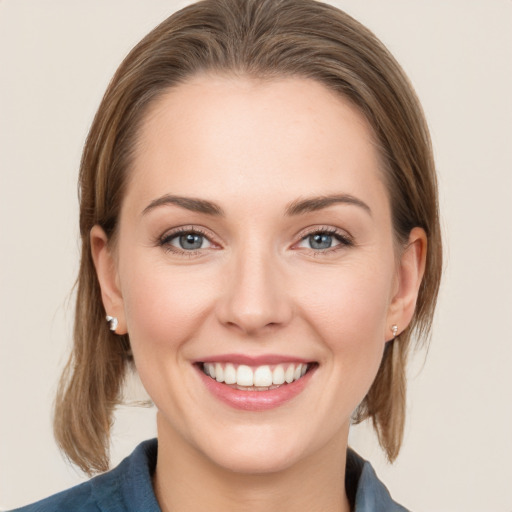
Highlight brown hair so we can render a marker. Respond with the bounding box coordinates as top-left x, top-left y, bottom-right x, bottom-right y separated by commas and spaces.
54, 0, 442, 473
